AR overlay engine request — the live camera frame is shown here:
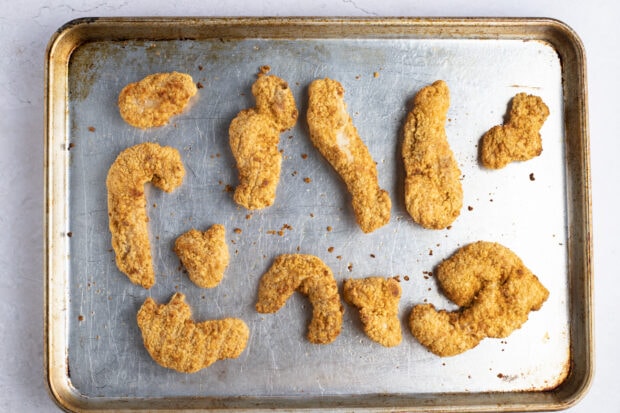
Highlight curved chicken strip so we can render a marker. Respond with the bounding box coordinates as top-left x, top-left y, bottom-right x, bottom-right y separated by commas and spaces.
409, 241, 549, 356
174, 225, 229, 288
402, 80, 462, 229
256, 254, 343, 344
307, 78, 391, 233
106, 142, 185, 289
118, 72, 197, 129
229, 71, 298, 209
480, 93, 550, 169
137, 293, 249, 373
343, 277, 402, 347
